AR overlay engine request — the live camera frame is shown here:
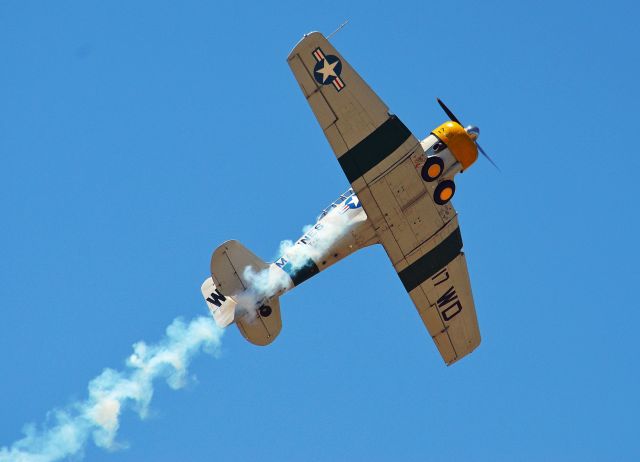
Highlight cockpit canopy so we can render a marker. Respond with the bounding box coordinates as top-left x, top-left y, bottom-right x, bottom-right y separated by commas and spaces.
317, 187, 354, 221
